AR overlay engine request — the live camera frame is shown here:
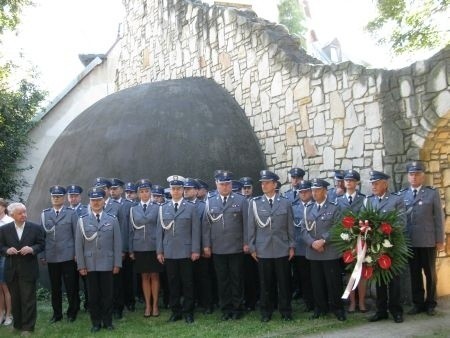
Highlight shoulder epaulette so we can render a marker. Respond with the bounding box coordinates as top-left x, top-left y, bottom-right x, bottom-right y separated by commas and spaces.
425, 186, 435, 190
79, 213, 89, 218
278, 195, 288, 200
42, 208, 51, 212
196, 199, 205, 204
106, 212, 117, 218
252, 196, 262, 201
161, 201, 170, 206
327, 201, 337, 206
367, 194, 375, 198
357, 192, 366, 197
399, 188, 408, 192
392, 191, 402, 196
